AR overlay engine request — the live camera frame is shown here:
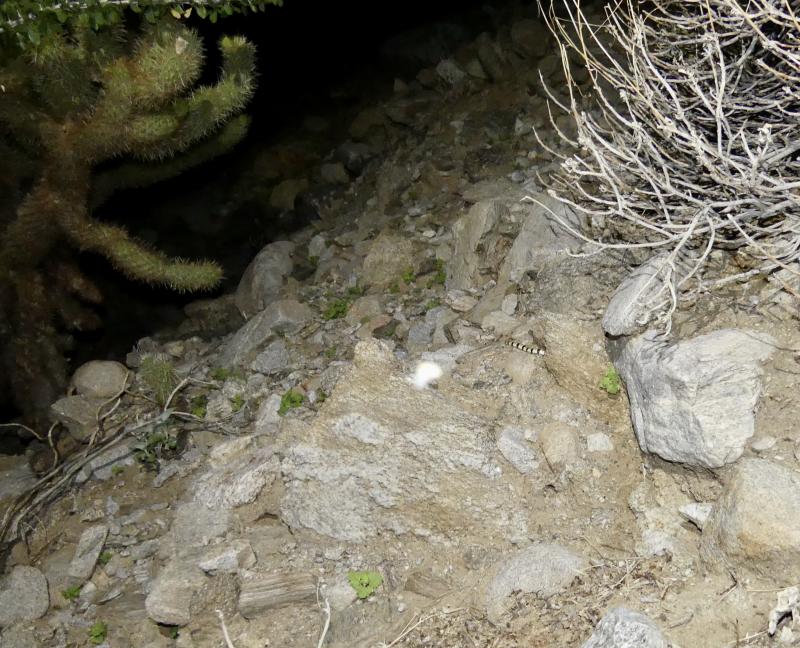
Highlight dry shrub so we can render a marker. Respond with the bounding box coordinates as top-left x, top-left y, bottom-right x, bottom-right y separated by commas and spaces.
536, 0, 800, 330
